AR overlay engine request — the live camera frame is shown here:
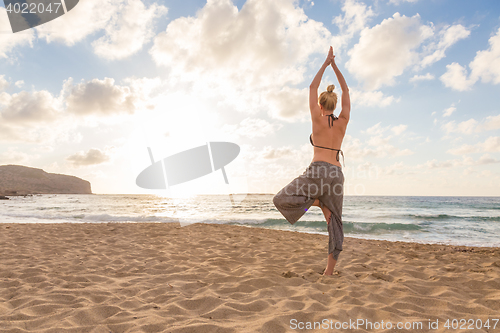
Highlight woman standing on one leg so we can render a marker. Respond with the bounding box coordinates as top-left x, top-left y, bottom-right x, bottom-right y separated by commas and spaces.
273, 46, 350, 275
